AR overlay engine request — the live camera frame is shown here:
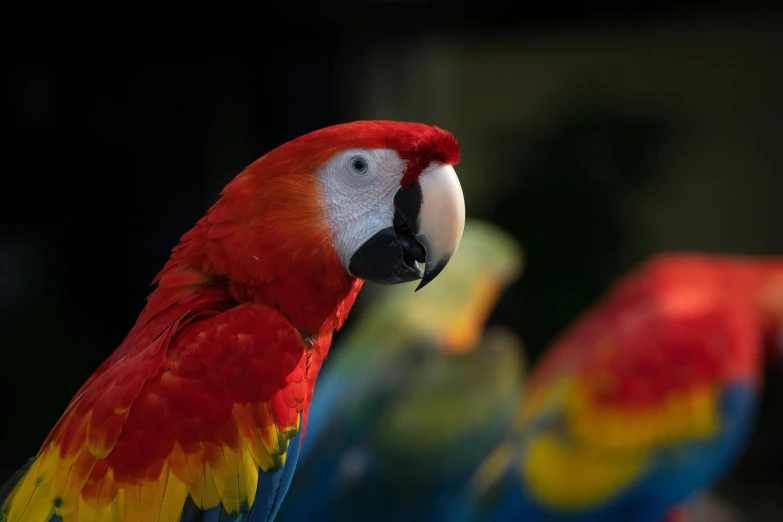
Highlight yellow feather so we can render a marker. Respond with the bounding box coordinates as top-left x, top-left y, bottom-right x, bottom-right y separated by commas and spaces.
121, 482, 161, 518
30, 449, 56, 488
90, 469, 120, 510
63, 495, 112, 522
5, 478, 54, 522
115, 464, 187, 522
248, 408, 300, 472
211, 447, 240, 514
188, 465, 220, 510
212, 448, 259, 515
85, 422, 113, 460
243, 429, 276, 473
4, 448, 69, 522
157, 469, 189, 522
182, 448, 206, 487
167, 443, 192, 486
120, 465, 185, 522
257, 422, 282, 460
240, 450, 259, 511
50, 452, 96, 515
110, 491, 123, 522
4, 473, 38, 520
